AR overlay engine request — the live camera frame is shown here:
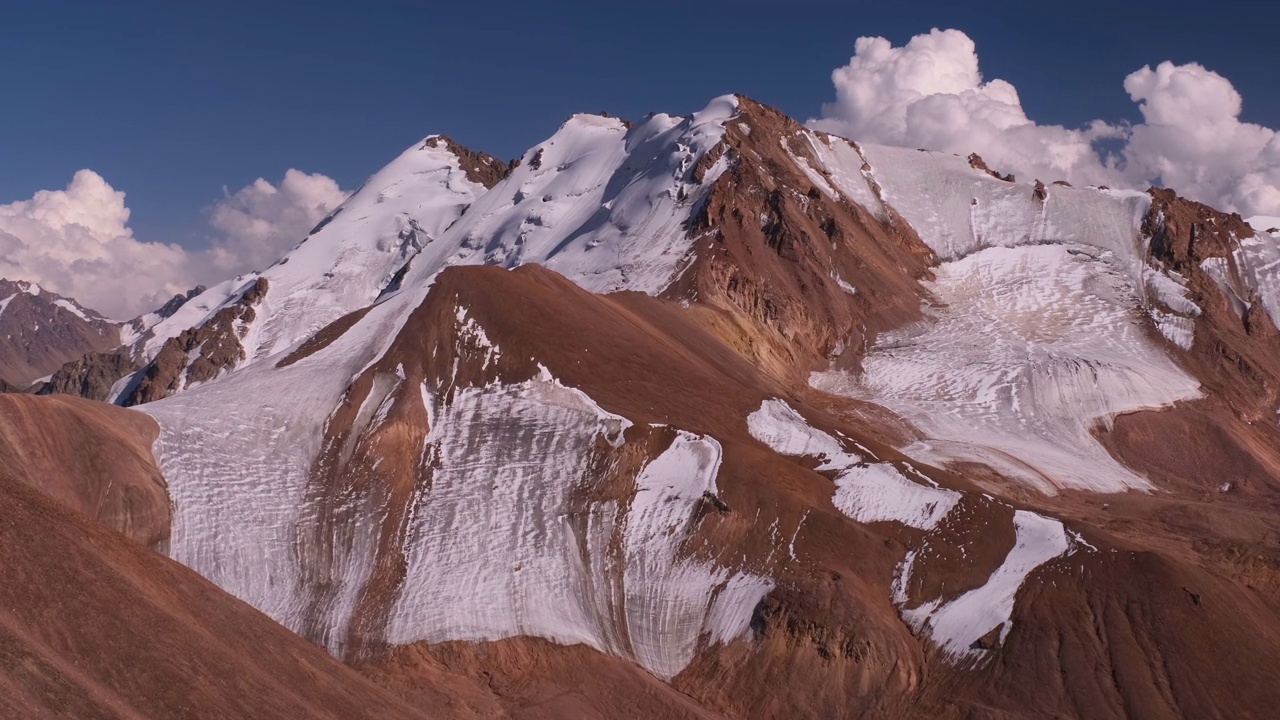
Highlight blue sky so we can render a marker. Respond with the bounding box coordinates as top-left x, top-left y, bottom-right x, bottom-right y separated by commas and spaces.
3, 0, 1278, 248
